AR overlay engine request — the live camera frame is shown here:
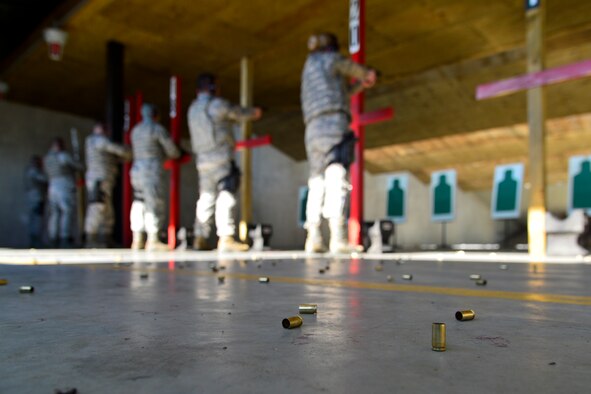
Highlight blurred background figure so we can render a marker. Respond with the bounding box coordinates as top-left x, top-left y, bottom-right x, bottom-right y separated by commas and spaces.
24, 155, 48, 248
84, 122, 132, 248
189, 73, 263, 252
44, 137, 84, 248
130, 103, 180, 251
301, 32, 377, 253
